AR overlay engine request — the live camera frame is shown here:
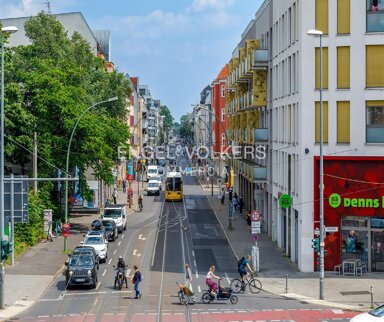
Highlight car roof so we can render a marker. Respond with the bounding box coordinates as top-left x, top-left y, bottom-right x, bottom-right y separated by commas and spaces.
148, 180, 160, 183
73, 248, 95, 255
87, 231, 105, 236
105, 204, 125, 209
